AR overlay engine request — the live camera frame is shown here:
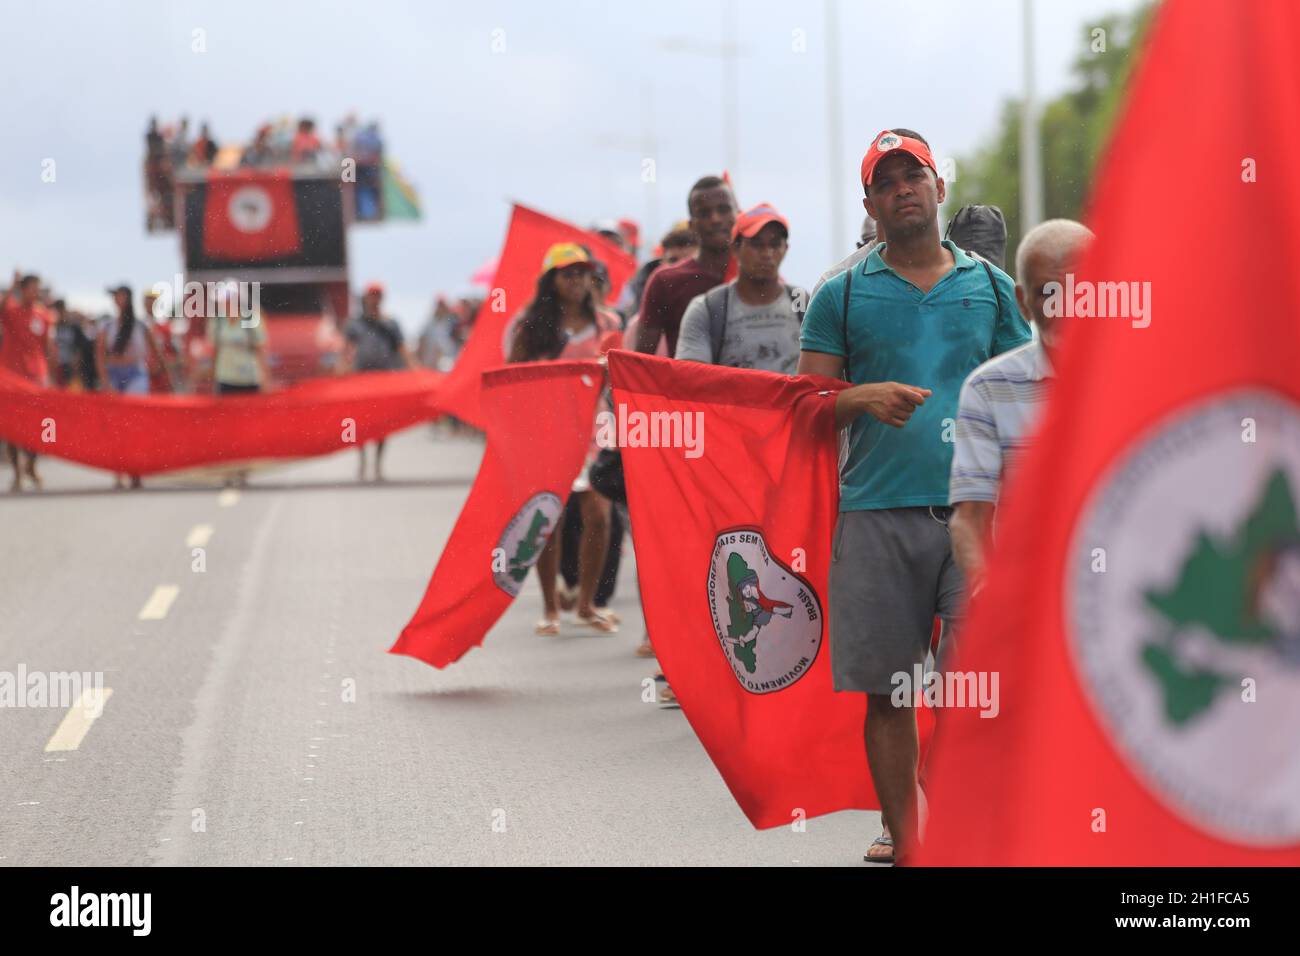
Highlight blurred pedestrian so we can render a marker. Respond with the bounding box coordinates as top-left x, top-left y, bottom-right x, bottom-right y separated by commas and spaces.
507, 243, 620, 636
341, 282, 415, 481
1, 271, 53, 491
97, 284, 170, 489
